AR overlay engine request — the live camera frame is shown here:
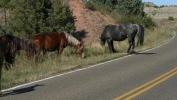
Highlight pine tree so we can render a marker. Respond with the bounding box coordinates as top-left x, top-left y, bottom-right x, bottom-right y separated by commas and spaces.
8, 0, 51, 37
115, 0, 145, 16
89, 0, 114, 6
8, 0, 75, 37
47, 0, 75, 35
